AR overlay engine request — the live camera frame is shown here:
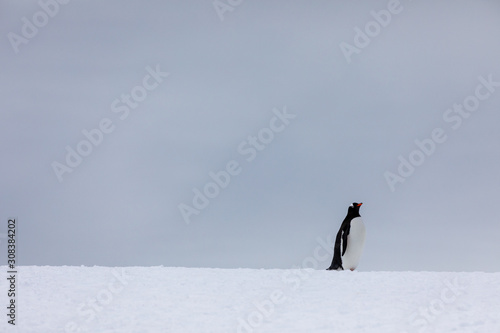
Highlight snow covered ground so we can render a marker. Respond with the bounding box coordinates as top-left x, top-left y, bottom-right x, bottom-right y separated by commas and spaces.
1, 266, 499, 333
